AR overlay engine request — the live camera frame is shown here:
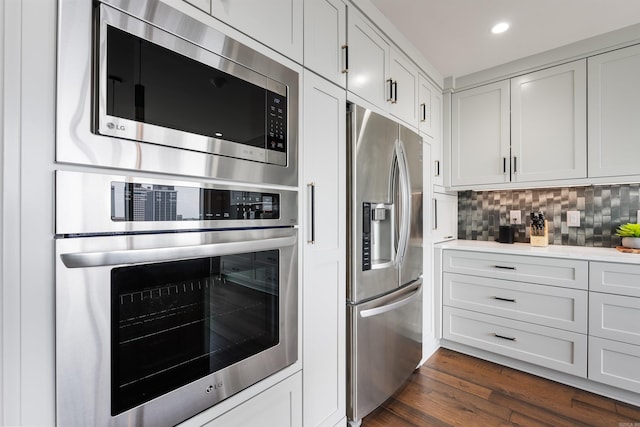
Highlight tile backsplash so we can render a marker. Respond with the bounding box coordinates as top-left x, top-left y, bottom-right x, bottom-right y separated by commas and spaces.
457, 184, 640, 247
